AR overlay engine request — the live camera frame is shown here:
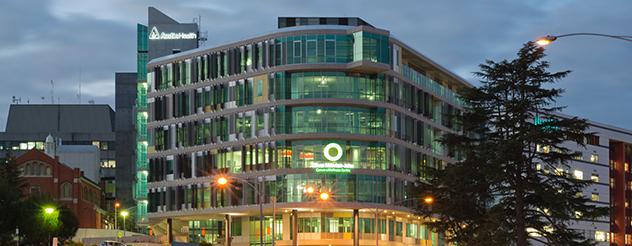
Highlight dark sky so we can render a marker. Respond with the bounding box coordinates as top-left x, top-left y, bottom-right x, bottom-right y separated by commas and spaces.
1, 0, 631, 130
